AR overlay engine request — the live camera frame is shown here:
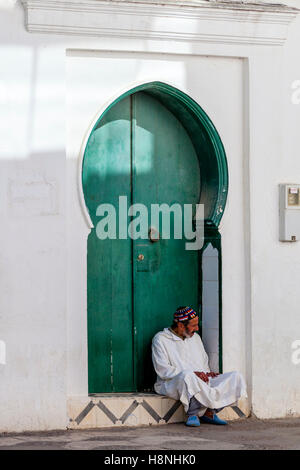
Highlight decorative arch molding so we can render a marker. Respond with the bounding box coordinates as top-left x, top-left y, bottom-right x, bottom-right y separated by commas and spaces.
80, 80, 228, 230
